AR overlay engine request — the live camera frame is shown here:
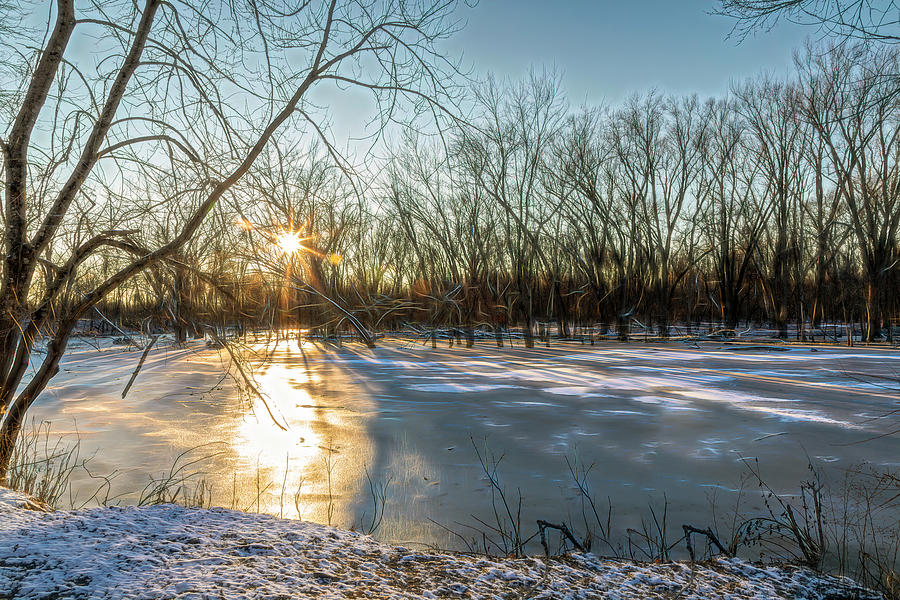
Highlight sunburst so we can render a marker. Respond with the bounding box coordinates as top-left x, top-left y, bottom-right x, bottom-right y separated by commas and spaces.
275, 231, 303, 255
